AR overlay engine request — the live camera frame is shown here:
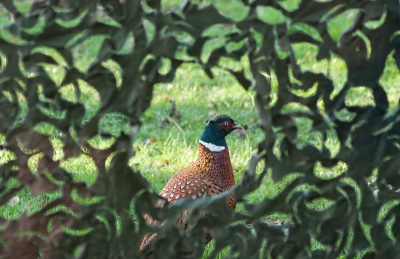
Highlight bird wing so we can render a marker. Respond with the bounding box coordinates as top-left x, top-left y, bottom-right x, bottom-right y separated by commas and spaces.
159, 176, 210, 202
139, 176, 210, 251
